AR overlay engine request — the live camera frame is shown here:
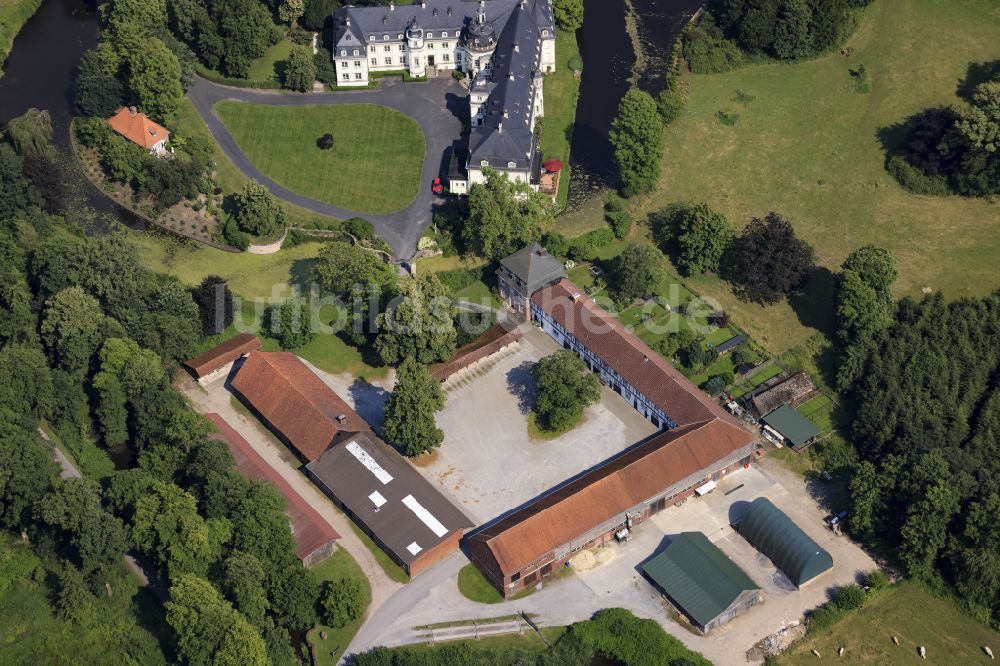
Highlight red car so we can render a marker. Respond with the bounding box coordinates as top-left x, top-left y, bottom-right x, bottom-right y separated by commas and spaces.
431, 177, 443, 194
